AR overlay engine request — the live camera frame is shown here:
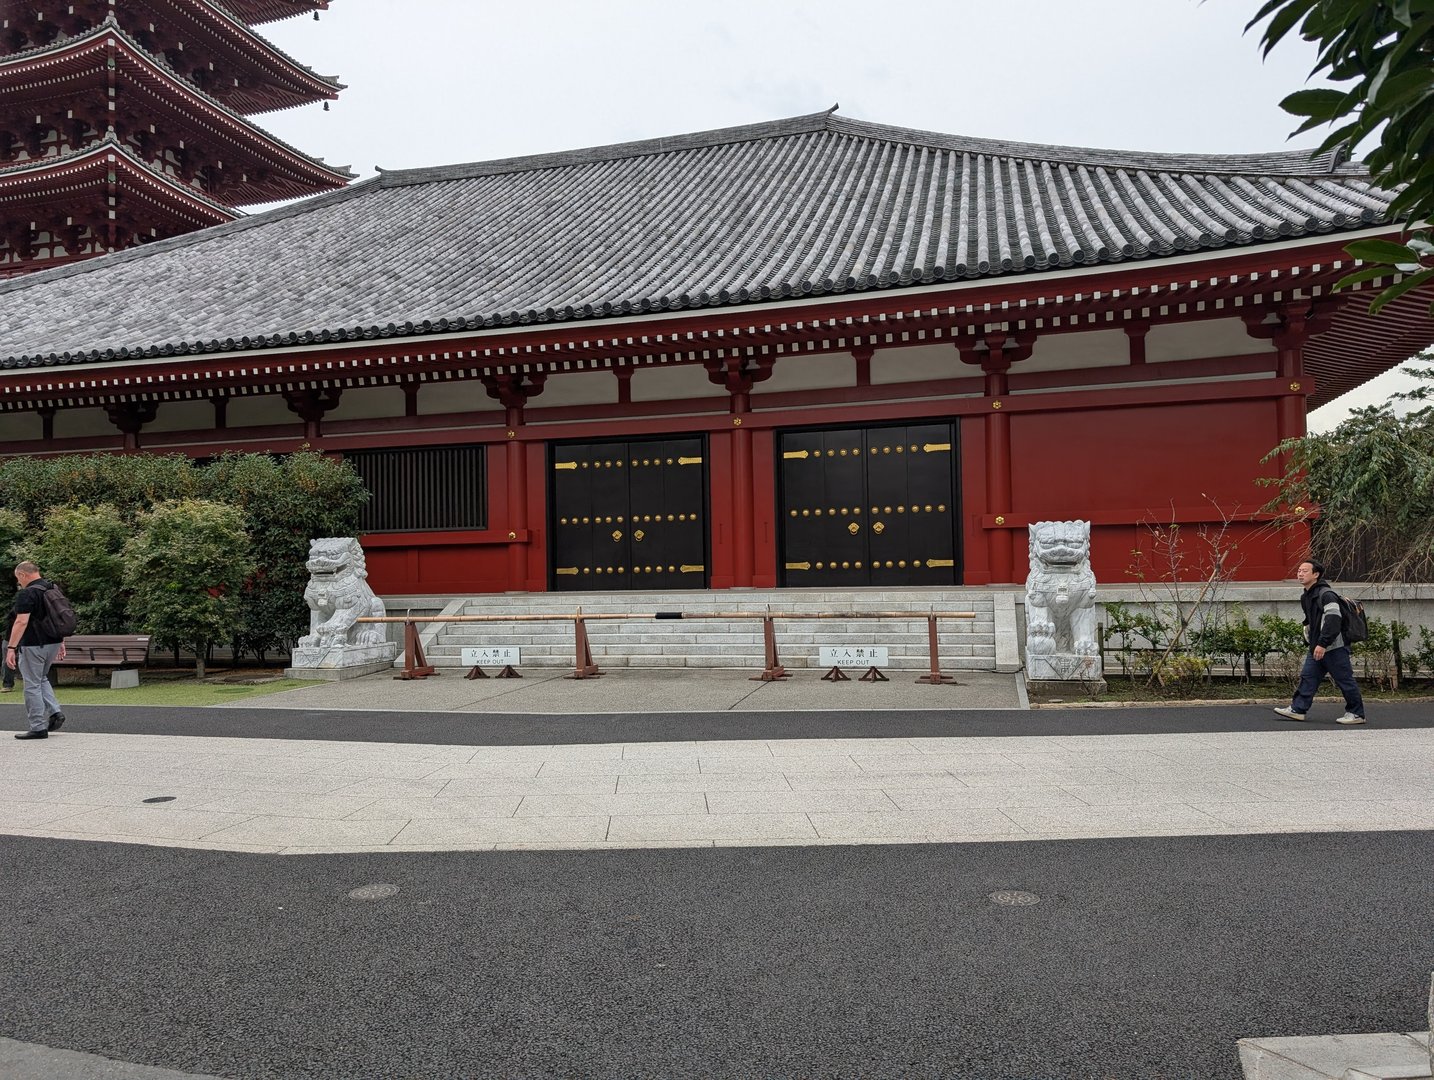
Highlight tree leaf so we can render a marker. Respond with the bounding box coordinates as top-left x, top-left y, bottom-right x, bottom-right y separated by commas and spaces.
1279, 87, 1352, 118
1369, 265, 1434, 313
1345, 238, 1423, 263
1334, 265, 1396, 290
